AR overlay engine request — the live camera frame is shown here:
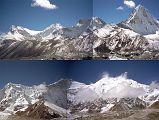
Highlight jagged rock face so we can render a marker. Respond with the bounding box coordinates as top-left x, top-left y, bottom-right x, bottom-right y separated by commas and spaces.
94, 27, 149, 59
16, 100, 61, 119
120, 5, 159, 35
45, 79, 72, 109
110, 98, 146, 111
150, 101, 159, 109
